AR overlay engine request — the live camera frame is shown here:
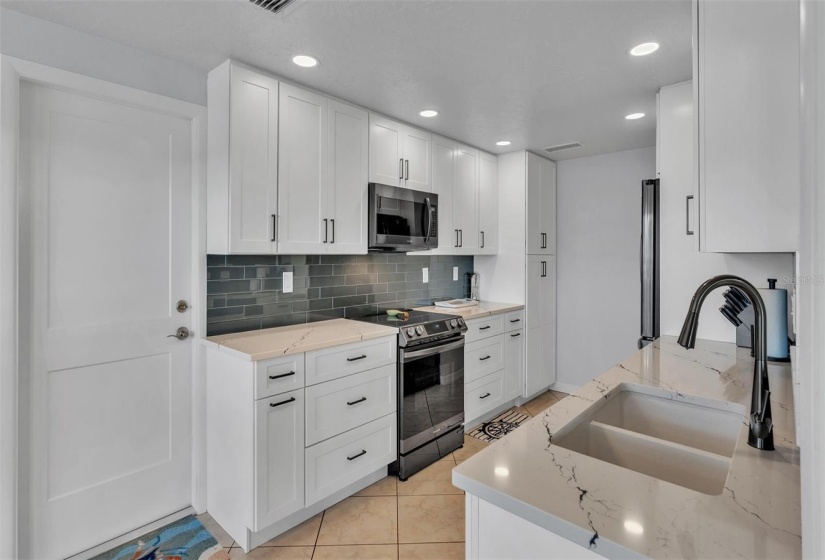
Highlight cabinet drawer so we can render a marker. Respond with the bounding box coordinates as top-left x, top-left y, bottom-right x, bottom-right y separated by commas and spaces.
306, 336, 396, 386
465, 370, 505, 424
305, 413, 396, 506
305, 364, 397, 446
504, 310, 525, 332
464, 314, 504, 344
255, 354, 305, 400
464, 337, 505, 384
